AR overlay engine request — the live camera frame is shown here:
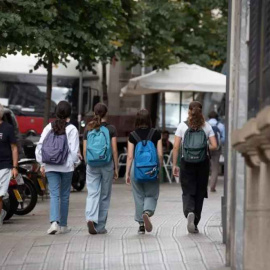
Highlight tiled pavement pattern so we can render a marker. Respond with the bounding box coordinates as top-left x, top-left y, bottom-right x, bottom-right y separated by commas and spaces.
0, 179, 227, 270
